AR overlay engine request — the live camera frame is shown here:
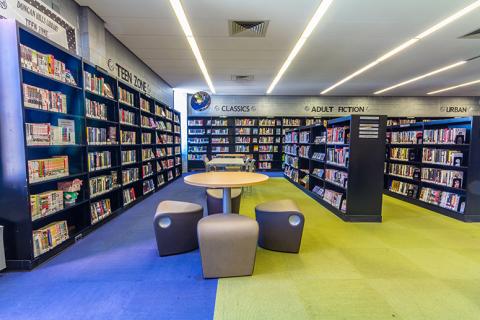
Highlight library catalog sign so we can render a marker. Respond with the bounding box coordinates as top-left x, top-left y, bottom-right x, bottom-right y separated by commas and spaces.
0, 0, 77, 52
188, 95, 480, 117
